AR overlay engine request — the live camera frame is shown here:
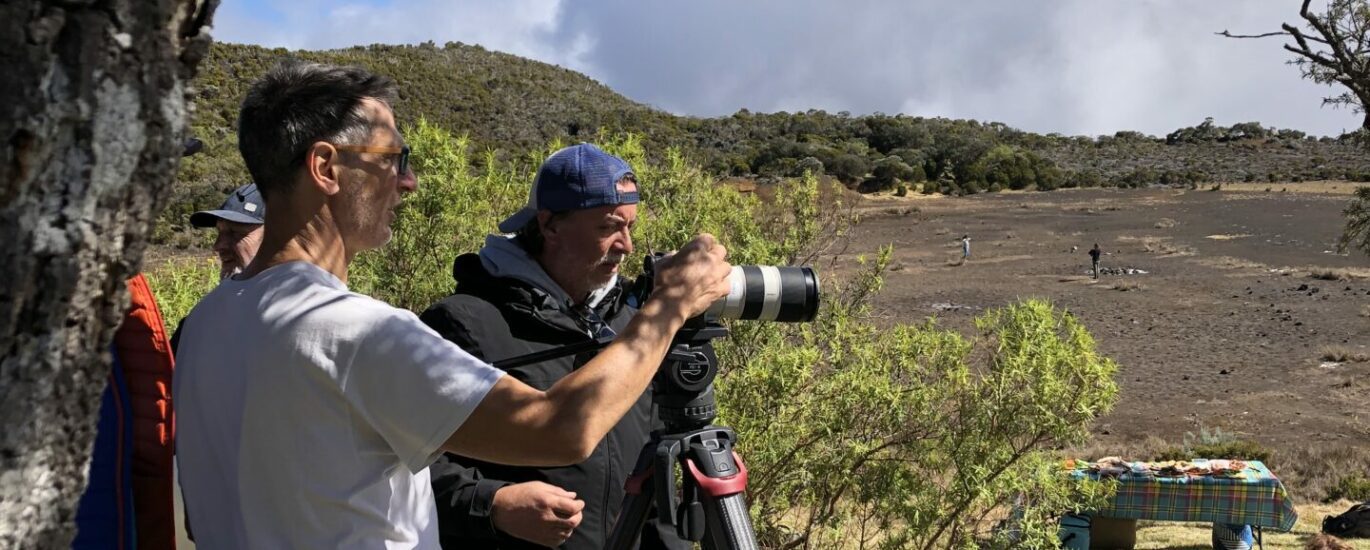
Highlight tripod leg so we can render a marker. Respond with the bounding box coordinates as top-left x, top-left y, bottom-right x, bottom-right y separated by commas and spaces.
702, 493, 759, 550
607, 460, 657, 550
686, 451, 759, 550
